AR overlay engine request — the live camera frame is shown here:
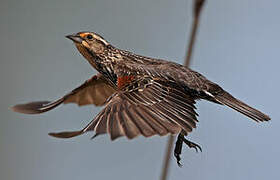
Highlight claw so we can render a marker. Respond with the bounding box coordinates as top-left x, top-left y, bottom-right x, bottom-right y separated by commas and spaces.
174, 152, 182, 167
182, 138, 202, 153
173, 133, 202, 167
